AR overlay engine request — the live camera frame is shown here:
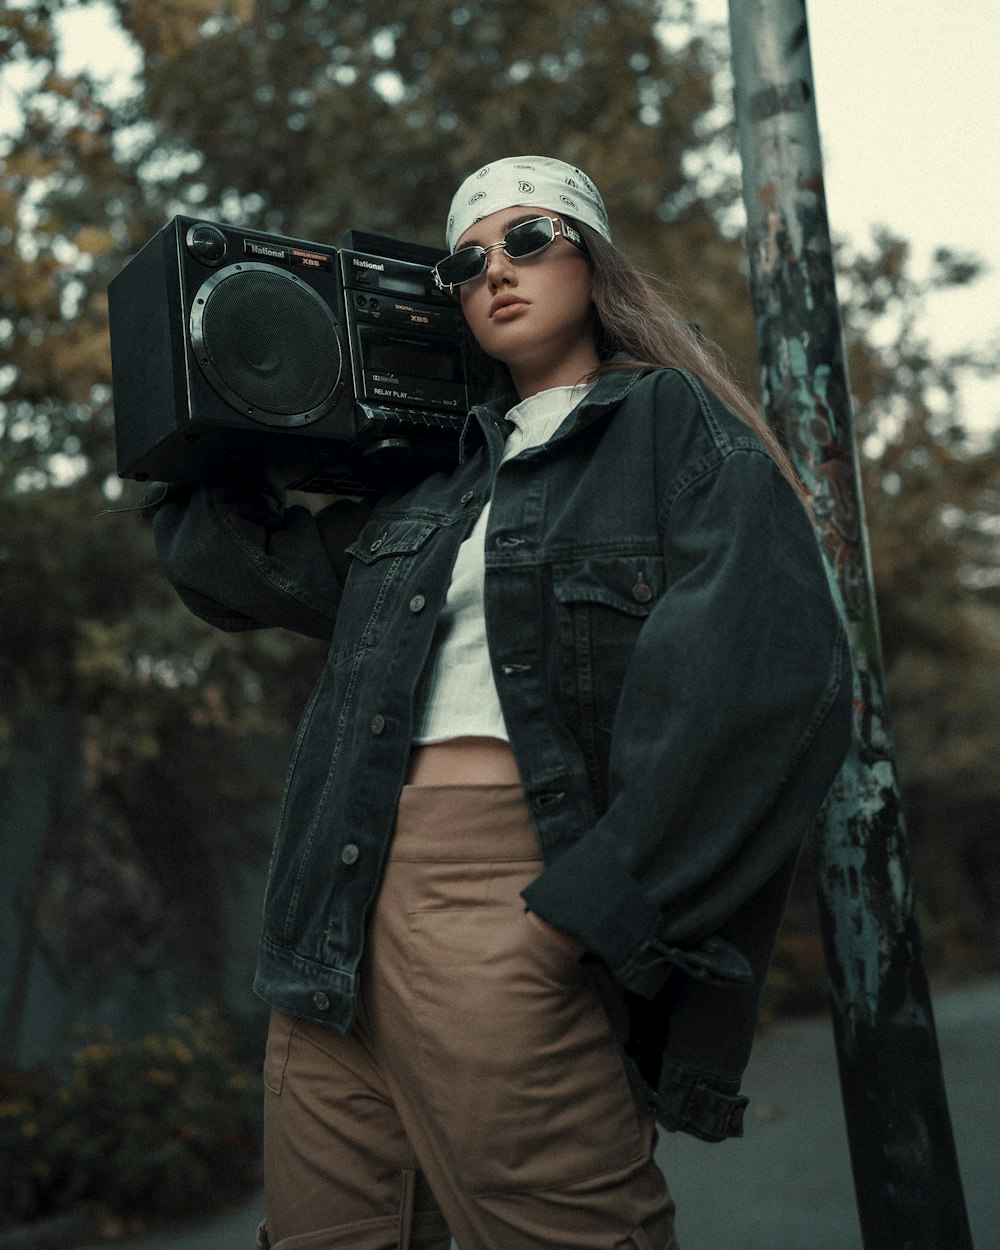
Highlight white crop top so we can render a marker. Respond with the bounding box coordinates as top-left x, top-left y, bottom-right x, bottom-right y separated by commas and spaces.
413, 382, 595, 744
